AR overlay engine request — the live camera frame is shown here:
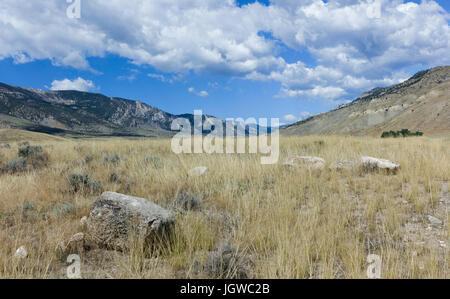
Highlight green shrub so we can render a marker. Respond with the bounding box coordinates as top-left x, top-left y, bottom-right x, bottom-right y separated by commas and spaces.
4, 157, 27, 173
381, 129, 424, 138
102, 153, 121, 164
68, 173, 102, 194
53, 201, 77, 217
18, 145, 43, 158
18, 145, 49, 168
